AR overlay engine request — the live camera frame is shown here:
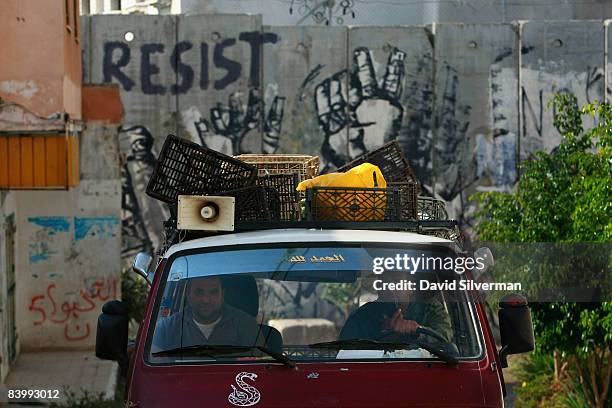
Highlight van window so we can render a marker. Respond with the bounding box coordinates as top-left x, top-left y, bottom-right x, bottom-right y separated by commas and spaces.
147, 243, 482, 364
